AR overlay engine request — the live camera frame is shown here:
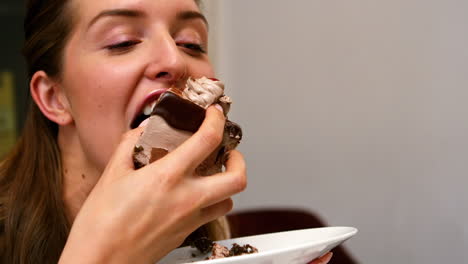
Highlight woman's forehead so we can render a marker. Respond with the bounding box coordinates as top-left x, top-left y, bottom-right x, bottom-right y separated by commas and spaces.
71, 0, 200, 26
